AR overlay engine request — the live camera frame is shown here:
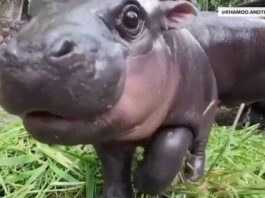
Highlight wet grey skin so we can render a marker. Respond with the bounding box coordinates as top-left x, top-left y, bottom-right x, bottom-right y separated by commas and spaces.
0, 0, 218, 196
1, 0, 265, 197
